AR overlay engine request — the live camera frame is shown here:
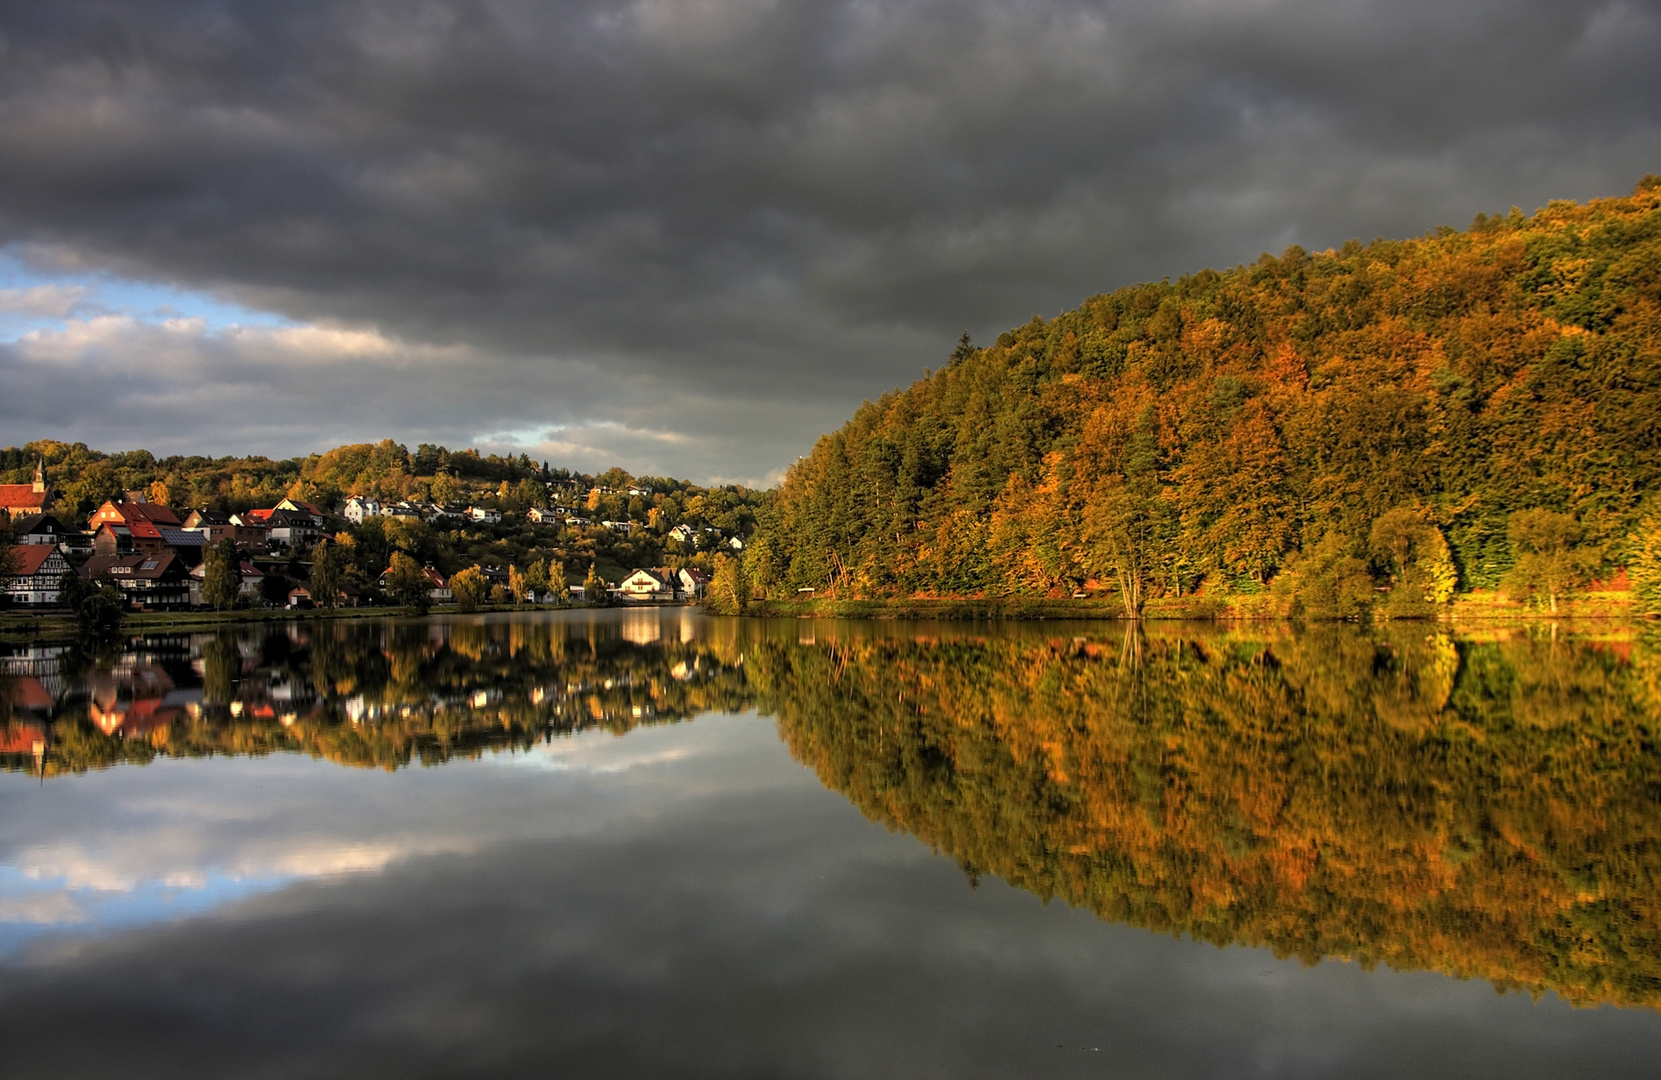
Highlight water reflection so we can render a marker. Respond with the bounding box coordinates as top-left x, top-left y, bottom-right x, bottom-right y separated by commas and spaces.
4, 614, 1661, 1013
